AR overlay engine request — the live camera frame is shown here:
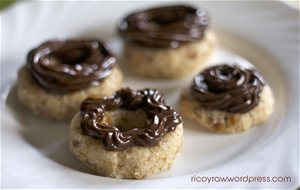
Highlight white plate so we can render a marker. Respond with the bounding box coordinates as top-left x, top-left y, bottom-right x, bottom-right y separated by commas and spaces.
1, 1, 299, 189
